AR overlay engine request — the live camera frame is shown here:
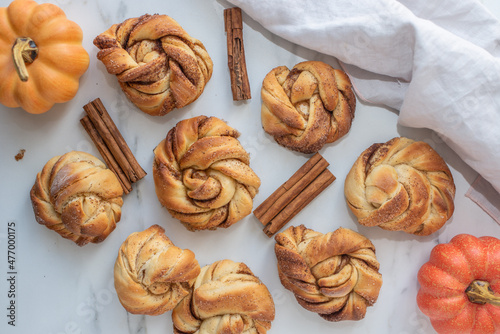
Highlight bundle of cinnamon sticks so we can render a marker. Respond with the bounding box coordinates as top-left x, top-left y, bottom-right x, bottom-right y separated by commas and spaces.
80, 98, 146, 194
254, 153, 336, 237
